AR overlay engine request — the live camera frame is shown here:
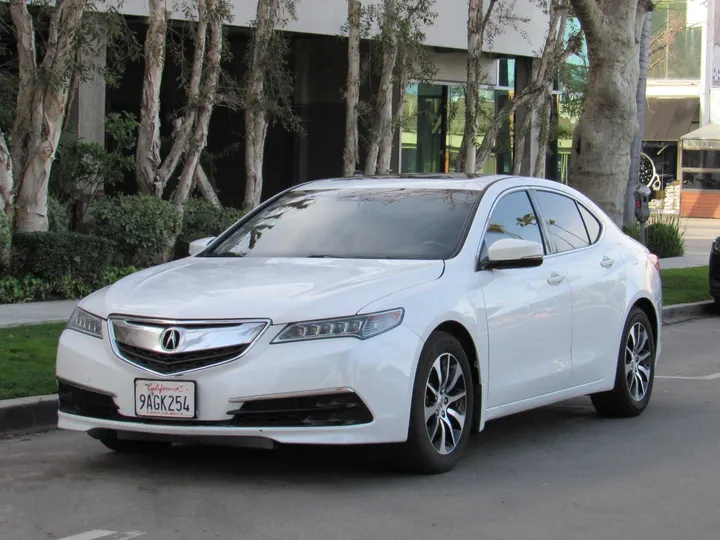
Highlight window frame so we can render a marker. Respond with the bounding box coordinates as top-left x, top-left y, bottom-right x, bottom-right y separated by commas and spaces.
475, 187, 551, 271
528, 188, 605, 256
